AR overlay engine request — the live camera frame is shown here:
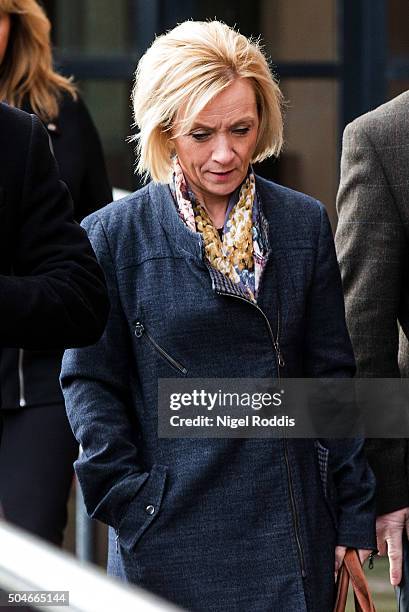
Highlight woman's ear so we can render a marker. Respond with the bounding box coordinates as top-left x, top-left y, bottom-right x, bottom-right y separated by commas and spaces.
166, 132, 176, 158
168, 143, 176, 159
